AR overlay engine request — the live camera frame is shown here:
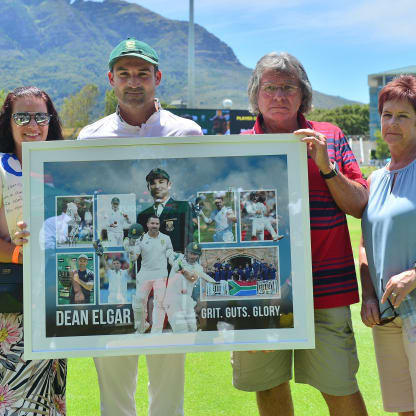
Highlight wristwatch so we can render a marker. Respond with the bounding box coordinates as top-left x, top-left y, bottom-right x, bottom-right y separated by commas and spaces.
320, 162, 338, 179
